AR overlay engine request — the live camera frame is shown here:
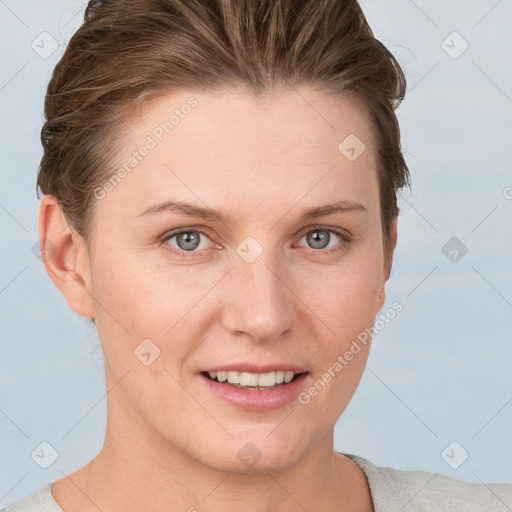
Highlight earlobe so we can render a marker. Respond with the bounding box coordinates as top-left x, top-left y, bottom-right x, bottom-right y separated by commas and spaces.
38, 195, 95, 319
